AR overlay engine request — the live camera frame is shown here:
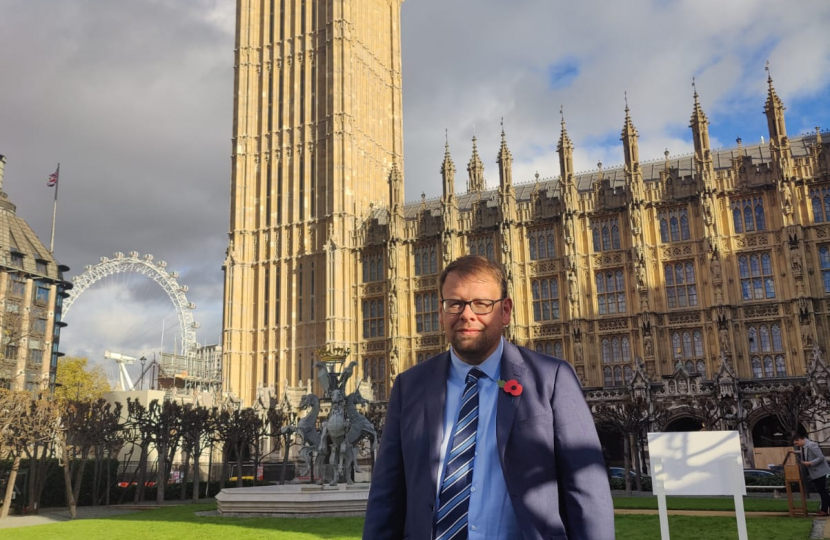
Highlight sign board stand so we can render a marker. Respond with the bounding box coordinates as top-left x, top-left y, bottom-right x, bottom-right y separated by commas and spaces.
648, 431, 747, 540
783, 462, 808, 517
